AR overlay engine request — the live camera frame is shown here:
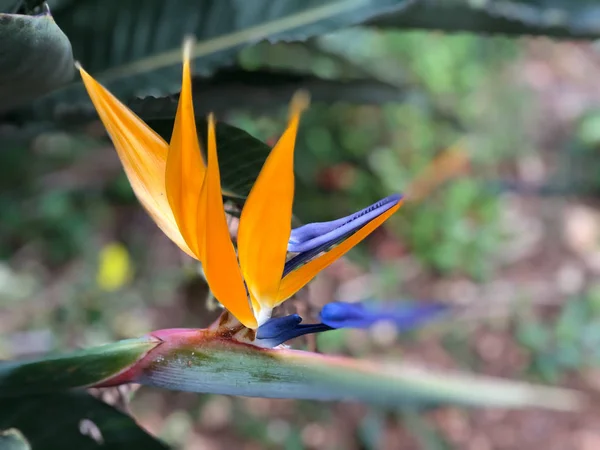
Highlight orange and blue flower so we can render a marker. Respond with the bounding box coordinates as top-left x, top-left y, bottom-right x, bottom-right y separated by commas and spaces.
76, 38, 443, 342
